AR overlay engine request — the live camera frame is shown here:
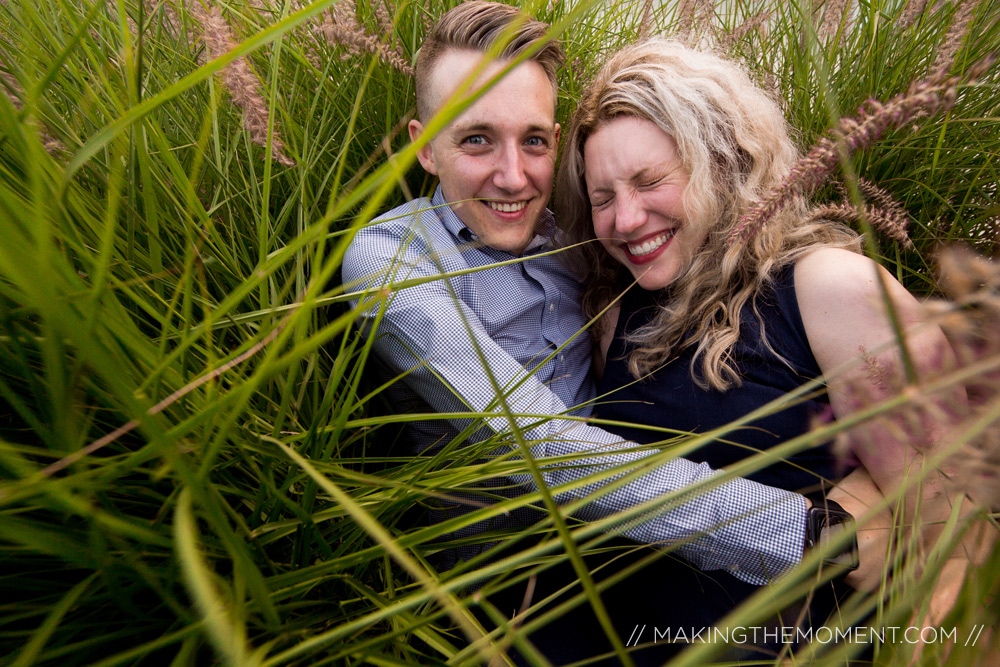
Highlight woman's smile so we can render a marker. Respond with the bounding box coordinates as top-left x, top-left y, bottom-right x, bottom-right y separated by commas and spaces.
621, 229, 677, 262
